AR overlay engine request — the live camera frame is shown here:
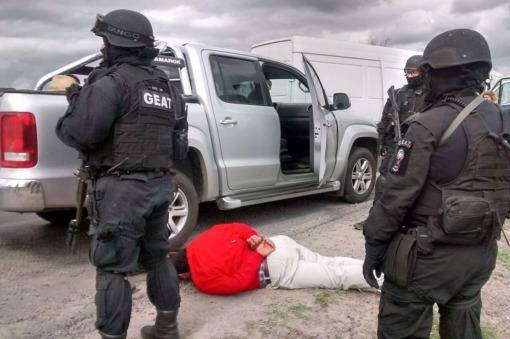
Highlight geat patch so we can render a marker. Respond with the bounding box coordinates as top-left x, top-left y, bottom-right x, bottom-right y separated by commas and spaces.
390, 139, 413, 176
141, 90, 172, 110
